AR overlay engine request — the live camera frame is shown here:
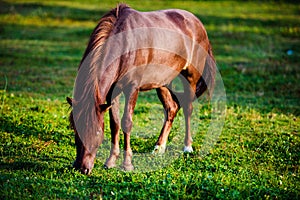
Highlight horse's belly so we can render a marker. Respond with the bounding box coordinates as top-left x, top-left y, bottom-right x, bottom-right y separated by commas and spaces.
139, 63, 179, 88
